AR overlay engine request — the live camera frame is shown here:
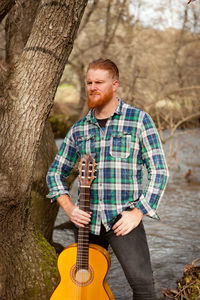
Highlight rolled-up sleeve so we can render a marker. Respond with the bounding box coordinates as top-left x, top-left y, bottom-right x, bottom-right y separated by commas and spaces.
46, 128, 78, 202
